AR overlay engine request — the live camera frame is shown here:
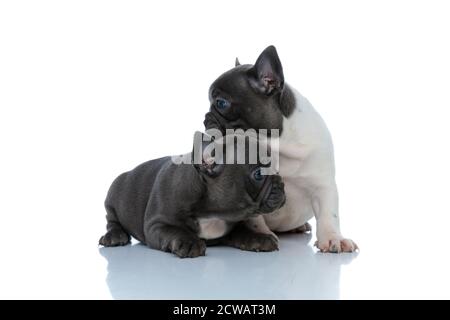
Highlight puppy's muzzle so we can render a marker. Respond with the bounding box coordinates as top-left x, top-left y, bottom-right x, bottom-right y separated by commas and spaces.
259, 175, 286, 213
